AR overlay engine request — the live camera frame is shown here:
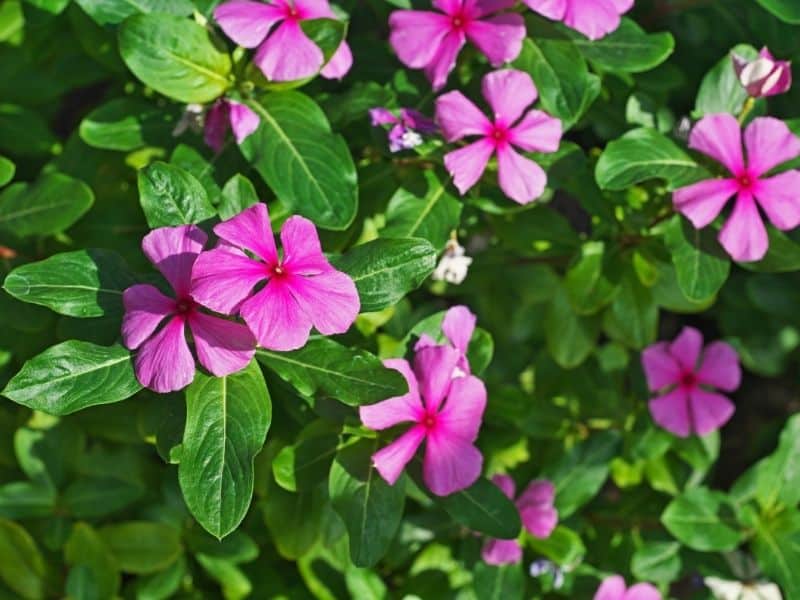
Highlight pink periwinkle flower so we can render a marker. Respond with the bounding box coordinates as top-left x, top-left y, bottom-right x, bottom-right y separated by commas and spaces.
190, 203, 360, 351
214, 0, 352, 82
388, 0, 525, 91
415, 304, 476, 376
732, 47, 792, 98
673, 114, 800, 262
481, 475, 558, 565
594, 575, 661, 600
122, 226, 256, 393
524, 0, 633, 40
204, 98, 260, 153
436, 69, 562, 204
642, 326, 741, 438
369, 107, 438, 153
359, 344, 487, 496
